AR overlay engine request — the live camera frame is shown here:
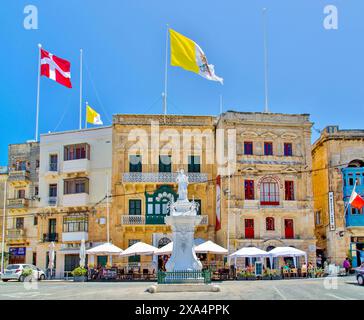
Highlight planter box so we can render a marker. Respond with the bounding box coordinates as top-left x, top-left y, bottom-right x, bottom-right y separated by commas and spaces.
73, 276, 88, 282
